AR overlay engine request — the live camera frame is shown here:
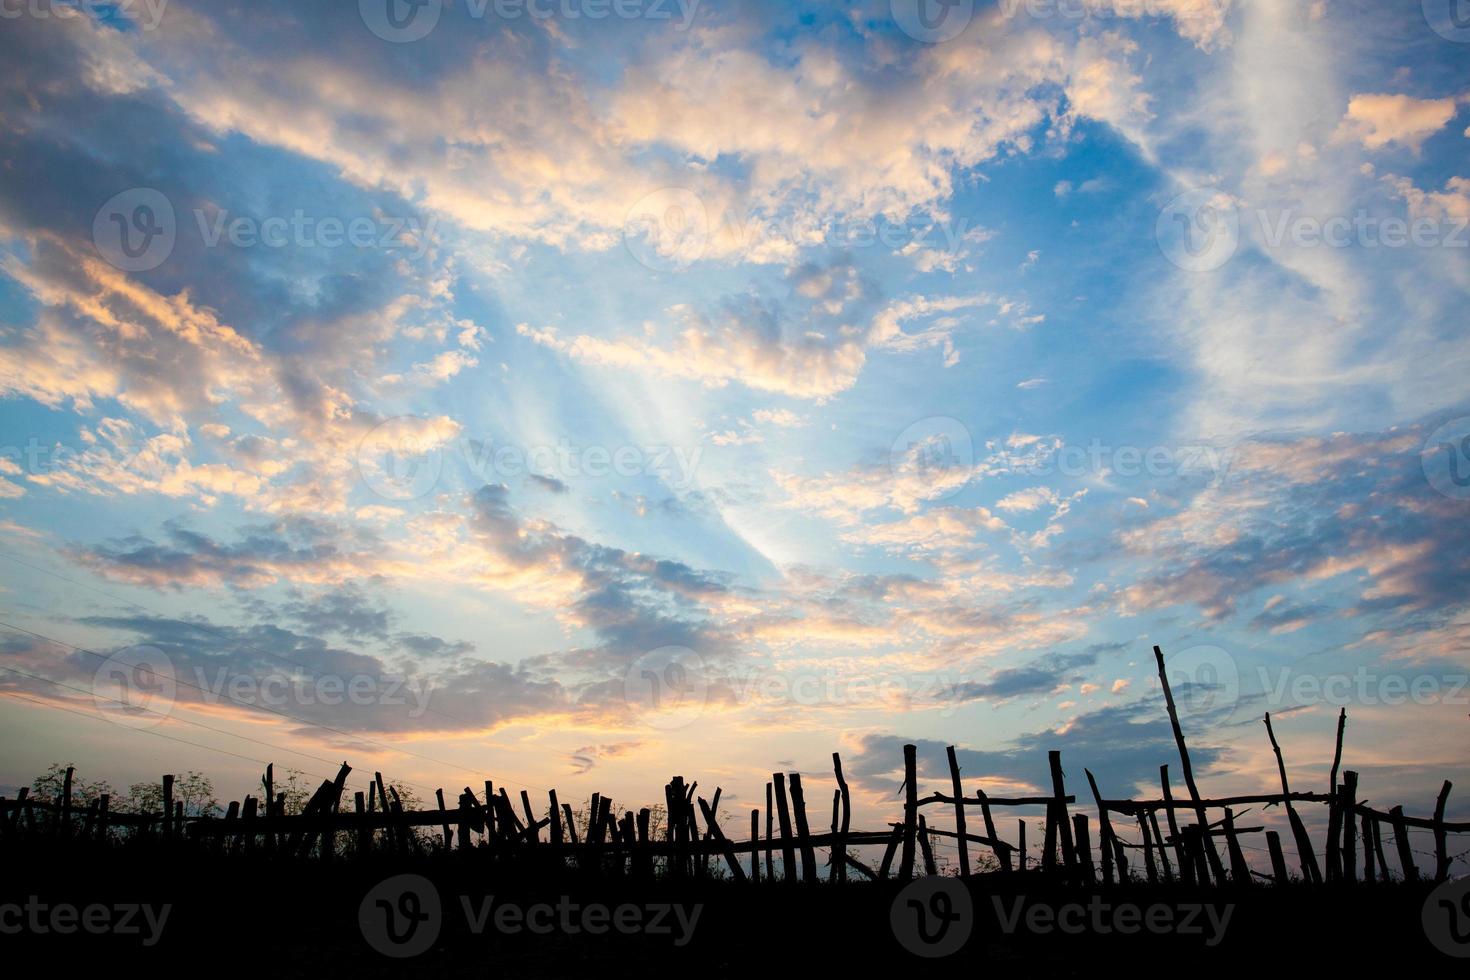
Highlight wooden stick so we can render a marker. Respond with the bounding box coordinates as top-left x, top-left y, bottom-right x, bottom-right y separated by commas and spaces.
788, 773, 818, 884
878, 824, 902, 879
1389, 805, 1417, 881
1048, 751, 1077, 873
1222, 807, 1250, 885
1266, 830, 1289, 884
1153, 645, 1226, 885
899, 744, 919, 881
833, 752, 852, 884
1370, 813, 1391, 883
917, 815, 938, 876
1074, 814, 1095, 883
946, 746, 969, 877
1136, 812, 1157, 883
1339, 770, 1358, 883
1325, 707, 1346, 882
1161, 766, 1191, 885
1263, 712, 1323, 884
772, 773, 796, 883
1148, 808, 1173, 883
750, 809, 760, 883
1085, 769, 1116, 886
765, 782, 774, 881
977, 790, 1011, 872
1433, 780, 1453, 881
1361, 814, 1375, 883
697, 795, 747, 883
